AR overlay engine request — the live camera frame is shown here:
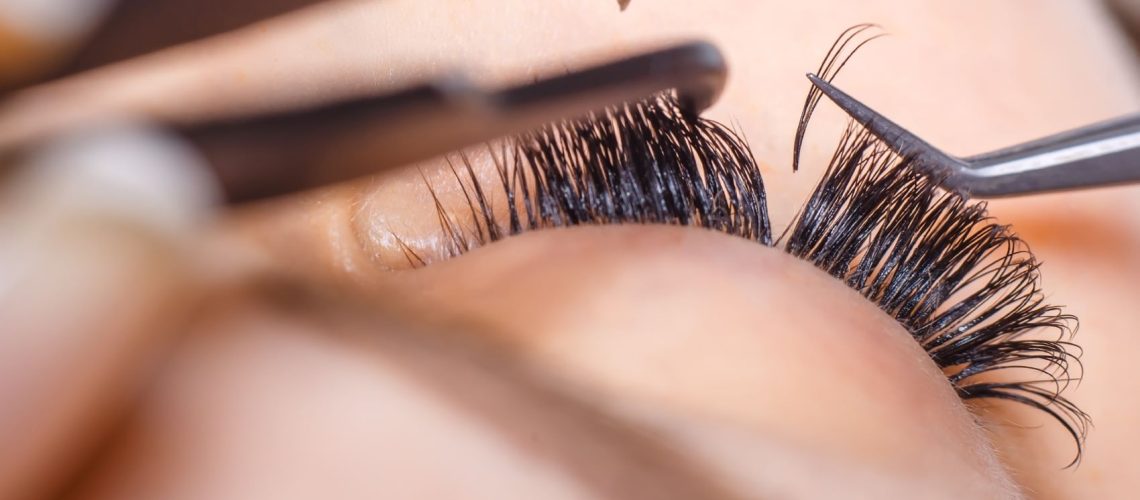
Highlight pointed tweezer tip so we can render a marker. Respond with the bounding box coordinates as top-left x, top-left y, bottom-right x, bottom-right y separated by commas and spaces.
805, 73, 883, 130
803, 73, 956, 171
802, 73, 972, 194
